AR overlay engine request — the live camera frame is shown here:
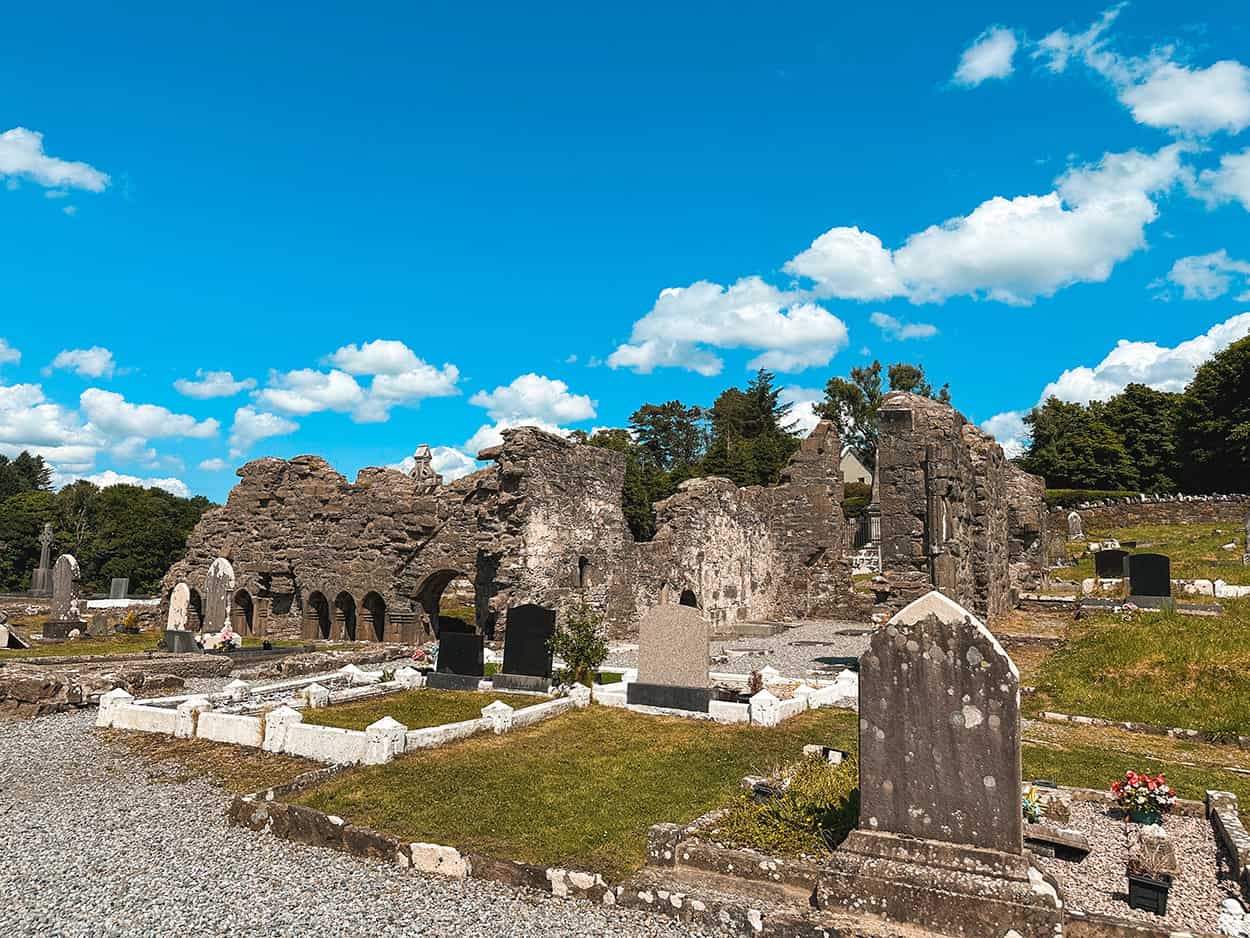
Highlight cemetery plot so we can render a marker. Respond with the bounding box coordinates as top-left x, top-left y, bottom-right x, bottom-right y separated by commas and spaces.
302, 688, 540, 732
1054, 523, 1250, 586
